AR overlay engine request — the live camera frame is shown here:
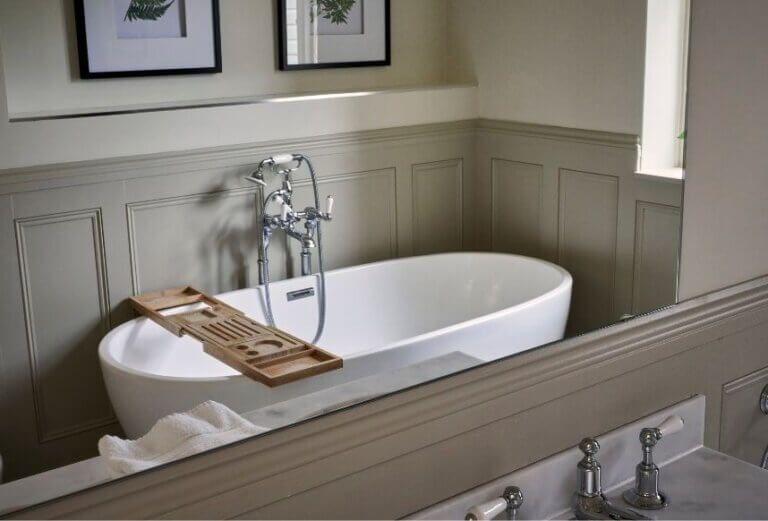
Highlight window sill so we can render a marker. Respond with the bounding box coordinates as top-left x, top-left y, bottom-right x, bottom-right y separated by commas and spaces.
634, 167, 684, 183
